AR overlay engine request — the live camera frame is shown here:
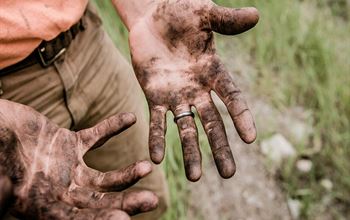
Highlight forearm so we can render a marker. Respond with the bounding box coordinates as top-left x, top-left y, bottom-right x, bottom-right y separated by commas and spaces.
111, 0, 156, 30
